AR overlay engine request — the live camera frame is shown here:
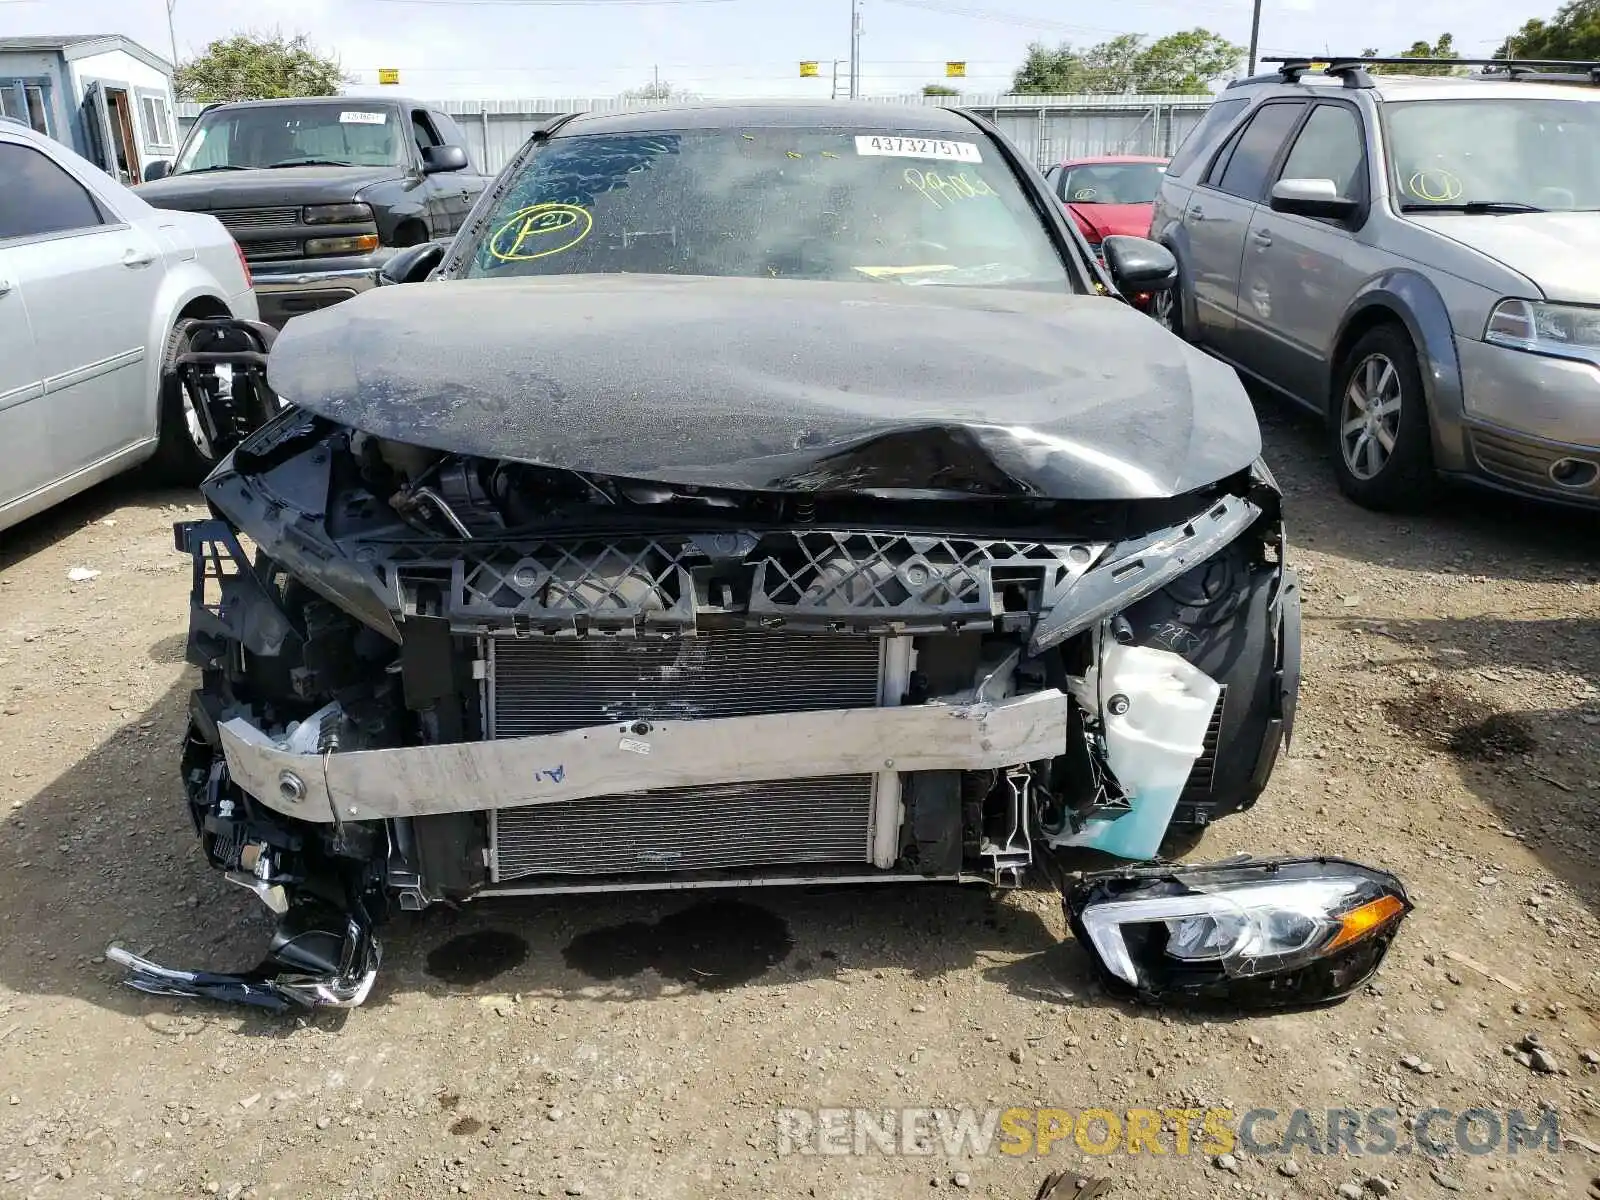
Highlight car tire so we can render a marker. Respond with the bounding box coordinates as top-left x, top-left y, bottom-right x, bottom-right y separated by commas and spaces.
1329, 325, 1437, 510
149, 319, 225, 486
